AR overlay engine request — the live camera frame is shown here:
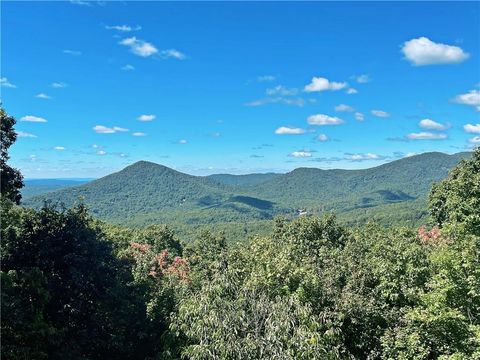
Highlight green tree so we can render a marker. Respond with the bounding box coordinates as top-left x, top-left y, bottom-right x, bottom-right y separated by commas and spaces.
429, 147, 480, 235
1, 107, 24, 204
